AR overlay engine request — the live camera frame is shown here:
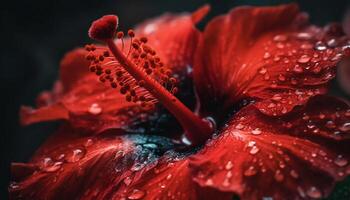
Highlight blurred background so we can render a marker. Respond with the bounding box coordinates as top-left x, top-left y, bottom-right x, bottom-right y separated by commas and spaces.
1, 0, 350, 199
